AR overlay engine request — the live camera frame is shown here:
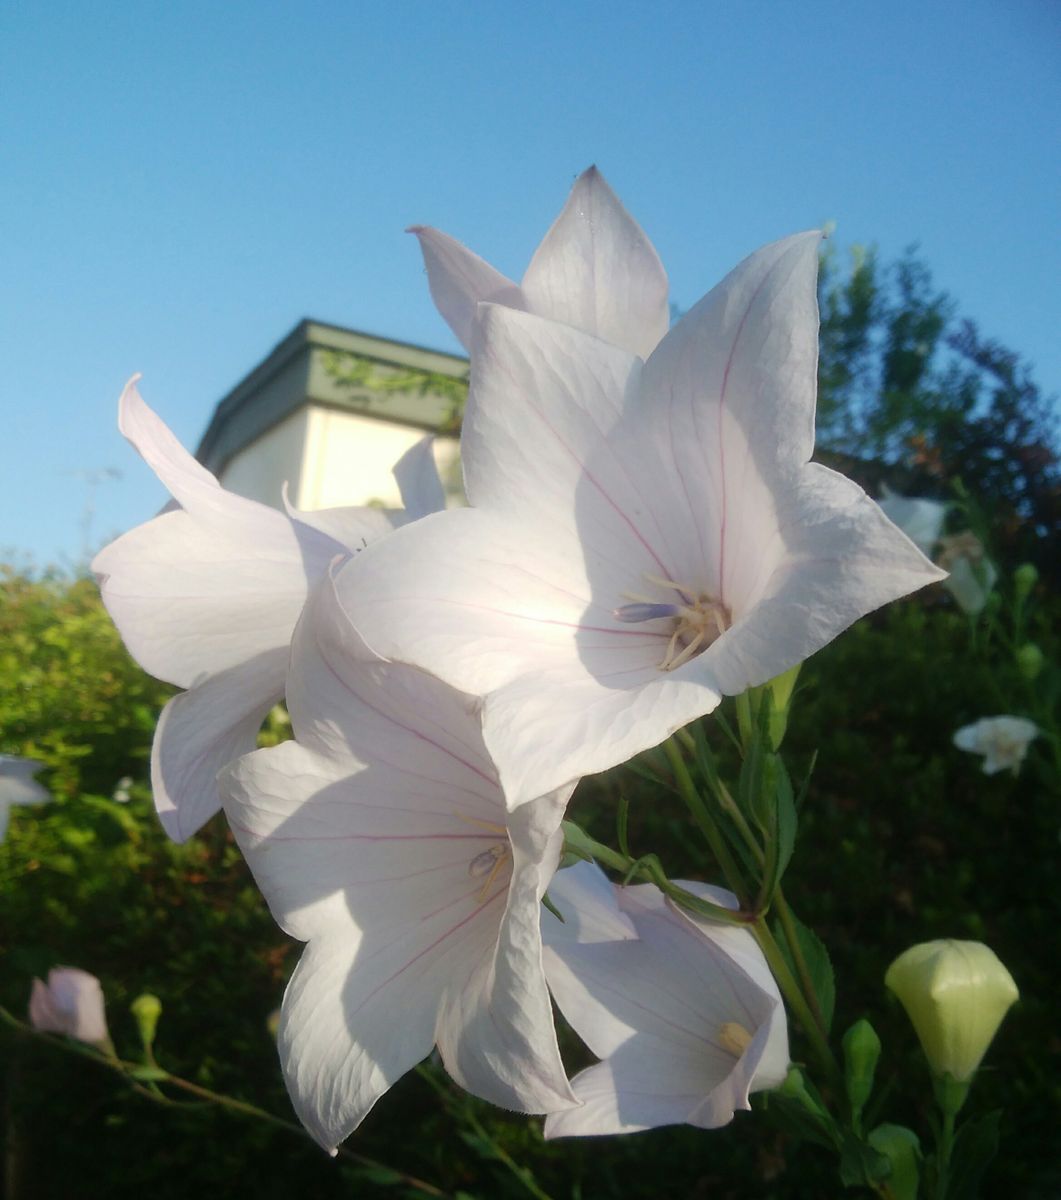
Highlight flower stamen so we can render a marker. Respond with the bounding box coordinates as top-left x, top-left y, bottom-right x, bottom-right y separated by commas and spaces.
613, 573, 731, 671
